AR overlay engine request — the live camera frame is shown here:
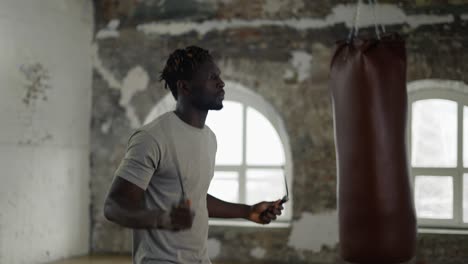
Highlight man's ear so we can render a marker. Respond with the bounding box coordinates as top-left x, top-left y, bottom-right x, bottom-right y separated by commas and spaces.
176, 80, 191, 96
